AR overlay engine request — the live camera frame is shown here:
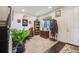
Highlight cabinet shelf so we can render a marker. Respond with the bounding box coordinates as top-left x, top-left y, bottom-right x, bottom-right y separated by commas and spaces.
34, 20, 40, 35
